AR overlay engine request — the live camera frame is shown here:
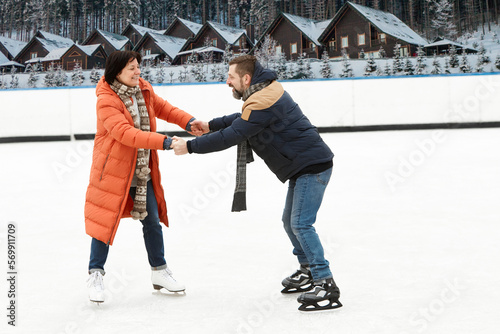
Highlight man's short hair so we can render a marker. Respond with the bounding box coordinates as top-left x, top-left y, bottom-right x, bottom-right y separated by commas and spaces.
229, 55, 257, 78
